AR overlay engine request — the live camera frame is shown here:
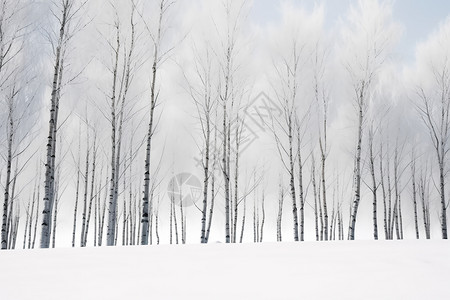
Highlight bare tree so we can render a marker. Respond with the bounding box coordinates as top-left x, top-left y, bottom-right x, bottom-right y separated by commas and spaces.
419, 163, 431, 239
205, 117, 219, 243
41, 0, 87, 248
83, 134, 97, 246
295, 117, 307, 241
181, 41, 216, 243
1, 87, 19, 249
410, 148, 420, 239
259, 186, 265, 243
379, 141, 389, 239
270, 44, 304, 242
367, 125, 379, 239
416, 61, 450, 239
0, 0, 35, 250
140, 0, 174, 245
313, 41, 330, 241
71, 128, 81, 247
104, 2, 137, 246
219, 2, 237, 244
277, 177, 285, 242
342, 0, 398, 240
80, 129, 90, 247
311, 153, 320, 241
